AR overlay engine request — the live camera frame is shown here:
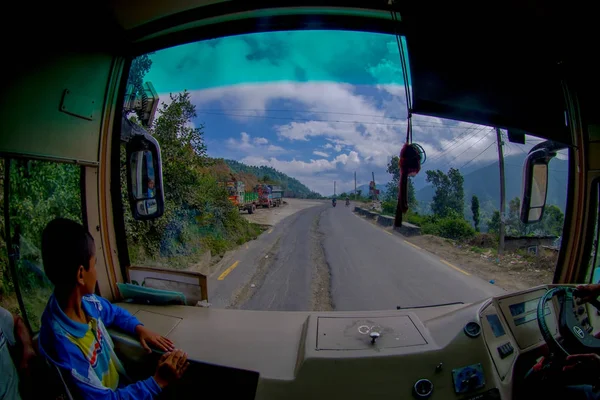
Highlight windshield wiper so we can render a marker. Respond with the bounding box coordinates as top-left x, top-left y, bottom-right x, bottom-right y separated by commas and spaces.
397, 301, 464, 310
